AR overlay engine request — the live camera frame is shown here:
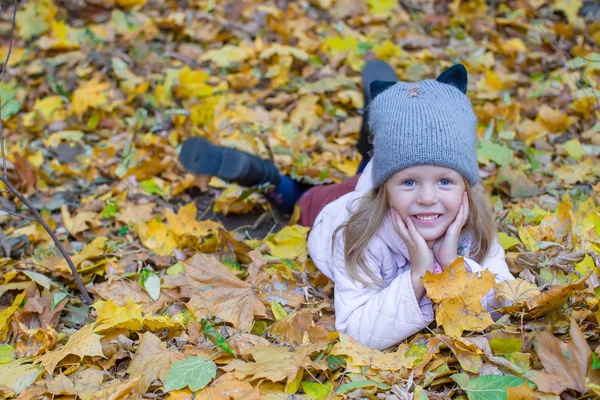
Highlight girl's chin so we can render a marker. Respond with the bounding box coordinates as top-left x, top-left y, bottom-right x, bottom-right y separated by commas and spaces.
415, 227, 445, 242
